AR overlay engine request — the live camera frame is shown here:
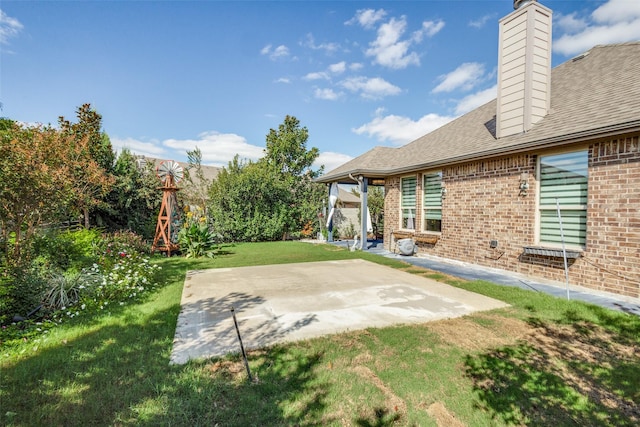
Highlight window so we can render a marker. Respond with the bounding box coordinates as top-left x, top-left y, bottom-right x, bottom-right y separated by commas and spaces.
400, 176, 417, 229
423, 172, 442, 232
538, 151, 588, 248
